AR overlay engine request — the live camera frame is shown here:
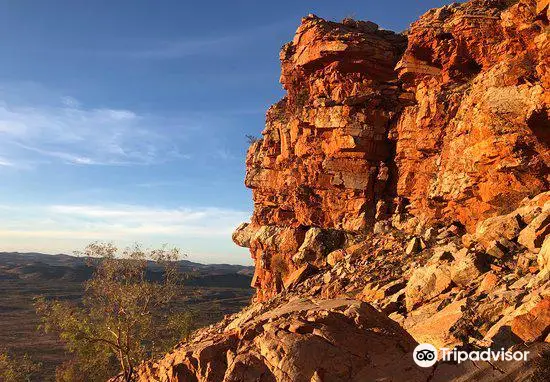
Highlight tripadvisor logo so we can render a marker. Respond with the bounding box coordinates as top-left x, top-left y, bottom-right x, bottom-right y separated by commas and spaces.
413, 343, 530, 368
413, 343, 438, 367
